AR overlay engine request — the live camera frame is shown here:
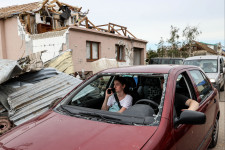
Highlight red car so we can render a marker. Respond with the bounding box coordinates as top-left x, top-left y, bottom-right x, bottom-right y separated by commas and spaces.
0, 65, 220, 150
